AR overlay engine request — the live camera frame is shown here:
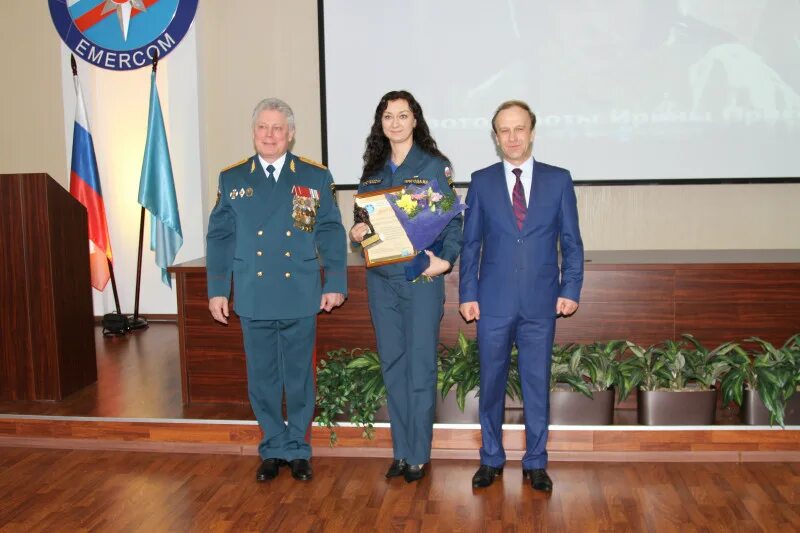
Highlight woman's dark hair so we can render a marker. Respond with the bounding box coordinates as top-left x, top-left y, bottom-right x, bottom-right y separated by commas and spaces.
361, 90, 449, 178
